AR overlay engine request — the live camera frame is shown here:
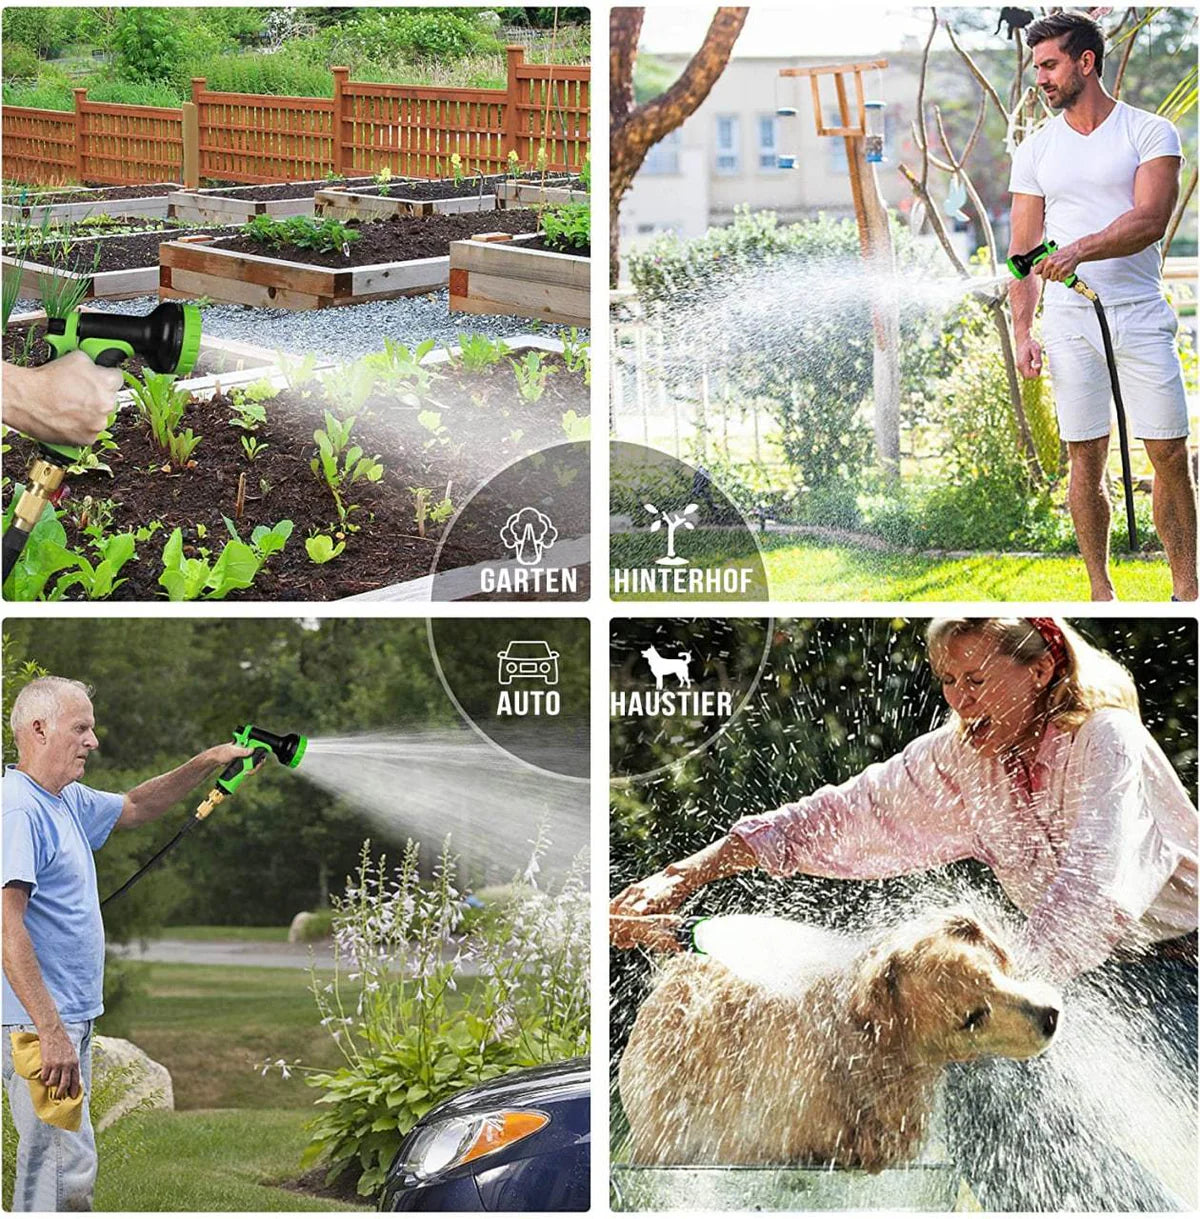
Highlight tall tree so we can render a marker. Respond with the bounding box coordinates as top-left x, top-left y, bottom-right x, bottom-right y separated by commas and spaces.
609, 6, 748, 284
